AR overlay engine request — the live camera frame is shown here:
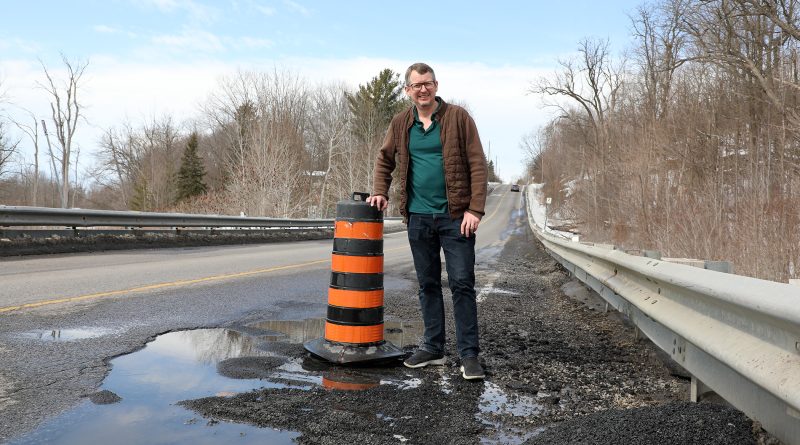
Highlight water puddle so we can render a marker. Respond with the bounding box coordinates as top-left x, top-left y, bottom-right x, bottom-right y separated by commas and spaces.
11, 319, 423, 444
478, 381, 545, 444
12, 318, 544, 444
480, 381, 542, 416
11, 328, 300, 445
16, 327, 118, 341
